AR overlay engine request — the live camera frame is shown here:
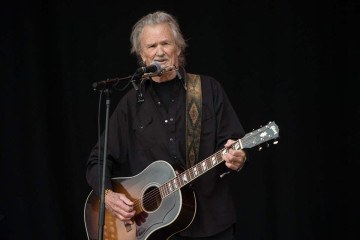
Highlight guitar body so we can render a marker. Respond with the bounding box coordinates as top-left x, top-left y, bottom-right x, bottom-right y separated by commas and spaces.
84, 160, 196, 240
